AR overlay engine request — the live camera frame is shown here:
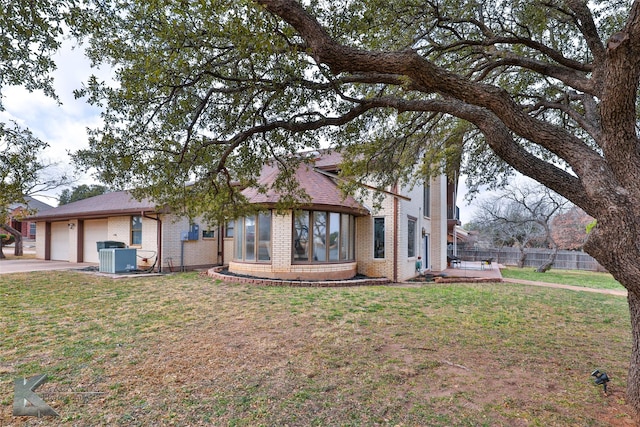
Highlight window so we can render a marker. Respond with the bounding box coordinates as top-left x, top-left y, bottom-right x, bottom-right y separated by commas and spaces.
423, 182, 430, 217
340, 214, 352, 260
374, 217, 385, 259
329, 212, 340, 261
312, 211, 327, 261
407, 217, 416, 258
202, 229, 215, 239
131, 216, 142, 245
257, 212, 271, 261
235, 218, 244, 259
29, 222, 36, 238
225, 220, 234, 238
293, 210, 355, 262
245, 215, 256, 261
293, 210, 310, 261
234, 212, 272, 262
